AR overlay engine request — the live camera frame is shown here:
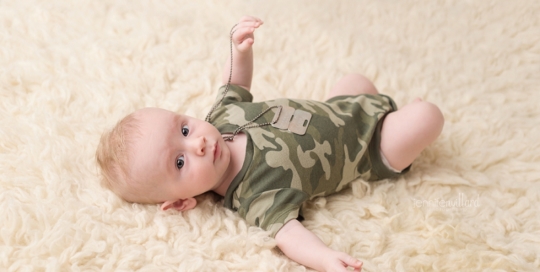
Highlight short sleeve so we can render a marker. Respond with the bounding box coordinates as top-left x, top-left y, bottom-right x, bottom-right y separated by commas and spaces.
238, 188, 309, 238
215, 84, 253, 106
